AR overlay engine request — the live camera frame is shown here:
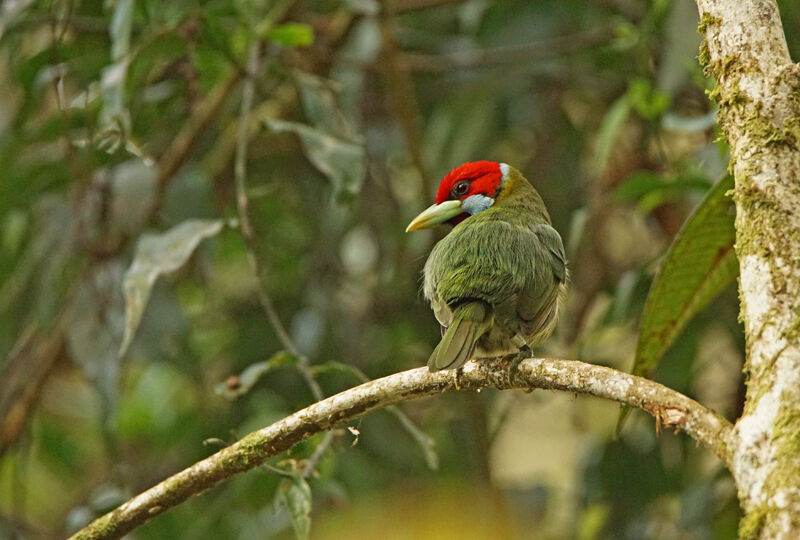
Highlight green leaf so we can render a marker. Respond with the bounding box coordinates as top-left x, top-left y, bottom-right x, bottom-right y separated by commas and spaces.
590, 92, 631, 179
120, 219, 223, 357
632, 174, 737, 378
628, 78, 670, 119
613, 171, 712, 213
266, 119, 365, 201
279, 474, 312, 540
267, 23, 314, 48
